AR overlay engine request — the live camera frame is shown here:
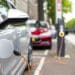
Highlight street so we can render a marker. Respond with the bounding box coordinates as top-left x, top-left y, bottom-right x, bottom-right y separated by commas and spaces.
0, 0, 75, 75
24, 38, 75, 75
